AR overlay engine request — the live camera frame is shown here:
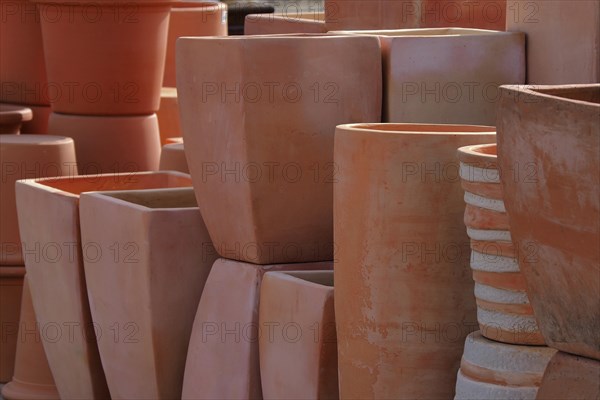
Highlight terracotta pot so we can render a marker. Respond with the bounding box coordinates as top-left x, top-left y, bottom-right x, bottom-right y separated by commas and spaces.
259, 270, 338, 400
159, 143, 188, 173
182, 258, 333, 400
156, 88, 181, 145
333, 28, 525, 125
334, 123, 496, 399
0, 105, 32, 134
163, 1, 228, 87
497, 84, 600, 360
14, 171, 192, 399
47, 112, 161, 173
244, 13, 326, 35
506, 0, 599, 84
19, 104, 51, 134
35, 0, 172, 115
79, 187, 217, 399
457, 143, 543, 345
1, 275, 59, 400
454, 331, 556, 399
0, 267, 25, 383
177, 34, 382, 264
536, 352, 600, 400
0, 134, 77, 266
0, 0, 48, 106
